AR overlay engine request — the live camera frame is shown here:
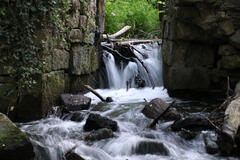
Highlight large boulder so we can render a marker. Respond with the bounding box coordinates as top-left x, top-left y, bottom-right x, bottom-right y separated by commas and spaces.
61, 94, 91, 111
0, 113, 35, 160
84, 113, 118, 132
